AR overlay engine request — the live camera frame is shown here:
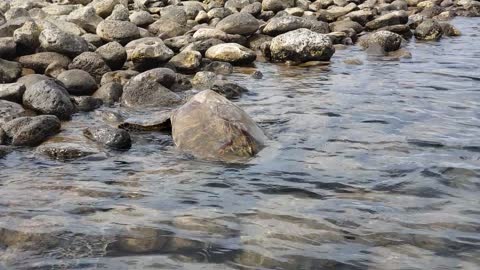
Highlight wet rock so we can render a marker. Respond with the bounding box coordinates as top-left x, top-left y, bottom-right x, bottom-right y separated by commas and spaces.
203, 61, 234, 75
171, 90, 267, 162
0, 100, 27, 125
366, 11, 409, 30
0, 145, 12, 157
93, 82, 123, 105
57, 69, 97, 96
66, 6, 103, 33
262, 0, 295, 12
269, 28, 335, 63
114, 227, 169, 253
36, 142, 100, 160
191, 71, 217, 89
0, 37, 16, 59
96, 41, 127, 70
121, 69, 182, 108
72, 96, 103, 112
69, 52, 112, 83
251, 70, 263, 79
22, 80, 76, 120
359, 30, 402, 52
118, 111, 171, 132
168, 50, 202, 73
216, 12, 259, 35
97, 20, 140, 45
1, 115, 60, 146
263, 16, 330, 36
100, 70, 139, 86
17, 52, 70, 74
0, 83, 25, 103
343, 58, 363, 65
130, 11, 154, 26
171, 73, 193, 92
84, 126, 131, 149
205, 43, 256, 65
125, 37, 175, 67
39, 28, 89, 57
0, 59, 22, 83
415, 19, 443, 41
439, 22, 461, 36
211, 80, 248, 99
